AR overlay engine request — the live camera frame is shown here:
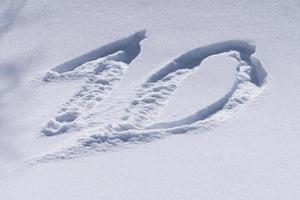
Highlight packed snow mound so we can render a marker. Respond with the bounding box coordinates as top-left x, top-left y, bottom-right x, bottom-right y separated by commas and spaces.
40, 31, 146, 136
28, 33, 268, 163
42, 52, 132, 136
